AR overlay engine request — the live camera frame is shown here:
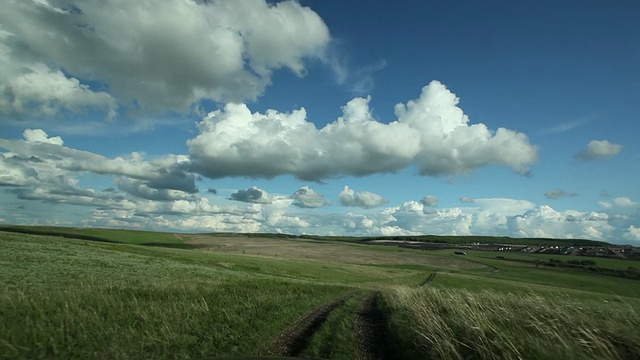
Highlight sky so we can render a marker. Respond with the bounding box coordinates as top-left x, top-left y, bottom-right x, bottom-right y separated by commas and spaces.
0, 0, 639, 244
